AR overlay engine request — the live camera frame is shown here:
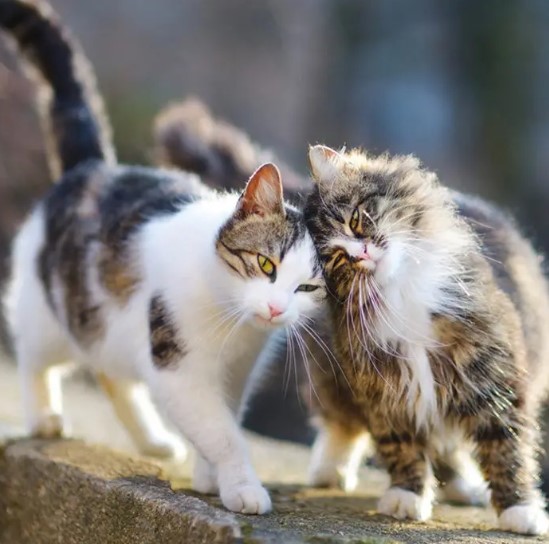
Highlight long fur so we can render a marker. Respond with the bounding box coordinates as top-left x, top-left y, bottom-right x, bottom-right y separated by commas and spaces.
304, 146, 549, 535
